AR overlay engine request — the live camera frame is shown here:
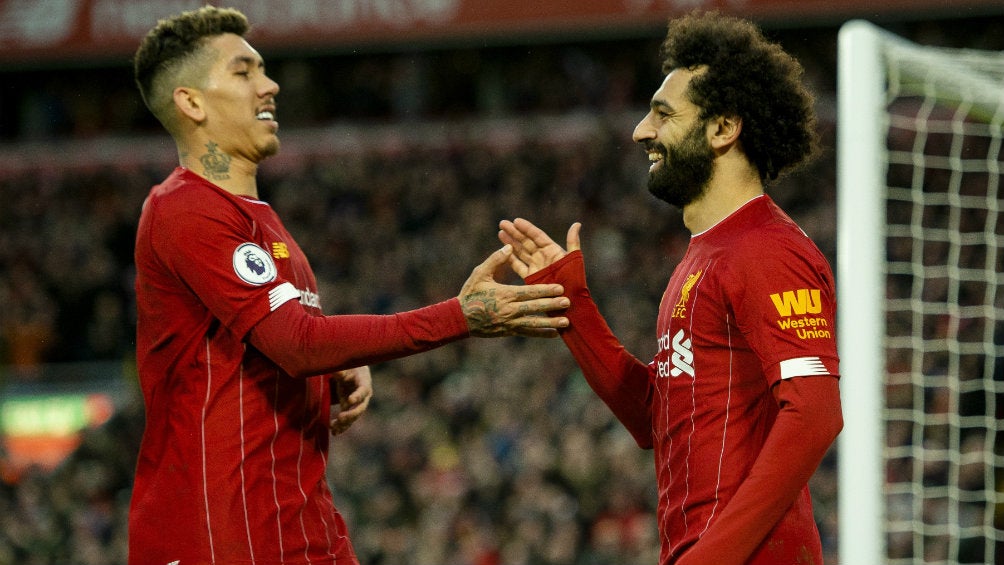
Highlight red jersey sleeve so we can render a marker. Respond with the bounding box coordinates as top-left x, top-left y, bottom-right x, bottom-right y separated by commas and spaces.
526, 251, 655, 448
143, 179, 285, 340
249, 297, 469, 377
724, 220, 840, 386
